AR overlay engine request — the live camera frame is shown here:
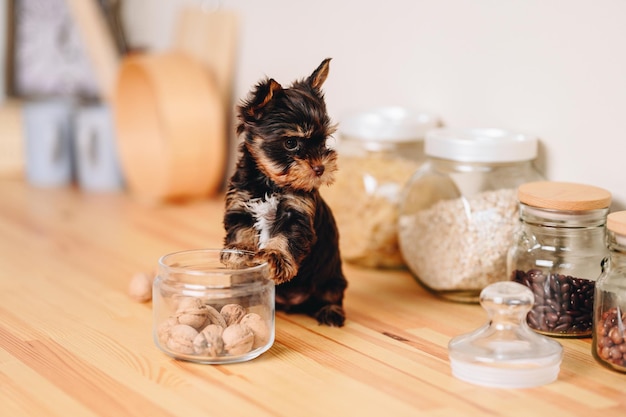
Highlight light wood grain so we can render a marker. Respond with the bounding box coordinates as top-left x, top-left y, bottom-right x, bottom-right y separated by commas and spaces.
518, 181, 612, 211
1, 179, 625, 417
